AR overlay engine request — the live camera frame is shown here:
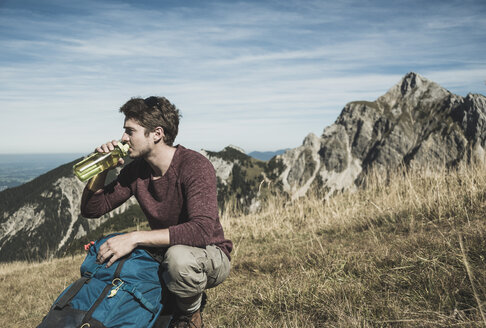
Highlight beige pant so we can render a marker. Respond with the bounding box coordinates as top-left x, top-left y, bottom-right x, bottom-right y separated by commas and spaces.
161, 244, 230, 313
